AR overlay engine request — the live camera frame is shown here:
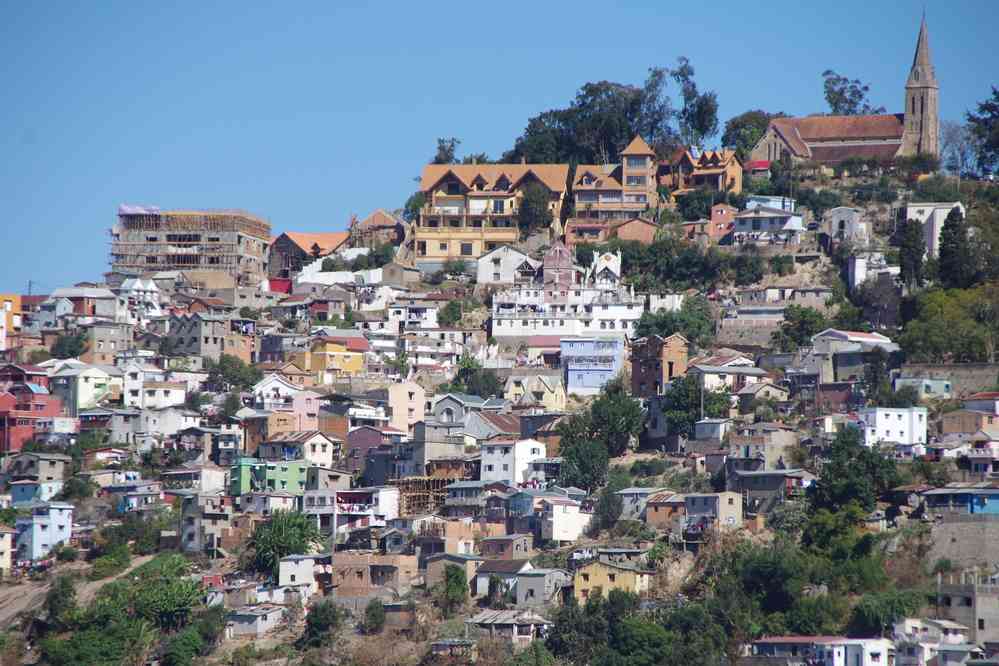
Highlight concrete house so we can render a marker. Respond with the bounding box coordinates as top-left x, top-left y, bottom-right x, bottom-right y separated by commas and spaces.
540, 497, 592, 544
615, 486, 669, 521
562, 336, 626, 396
473, 559, 533, 598
15, 501, 73, 561
464, 609, 553, 650
684, 492, 743, 532
257, 430, 341, 470
631, 333, 689, 399
481, 438, 547, 485
573, 559, 653, 602
479, 534, 532, 560
504, 373, 566, 412
855, 406, 928, 447
515, 568, 571, 608
476, 246, 540, 285
226, 605, 285, 638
